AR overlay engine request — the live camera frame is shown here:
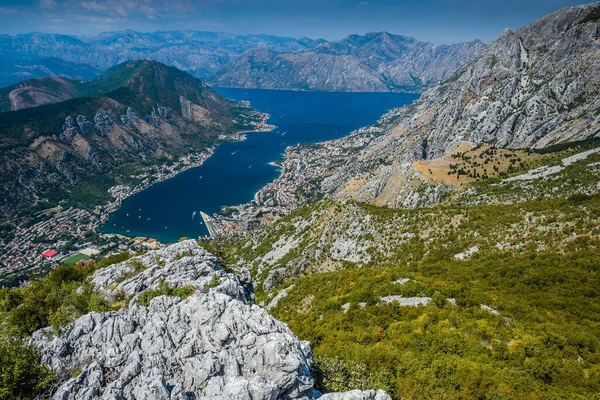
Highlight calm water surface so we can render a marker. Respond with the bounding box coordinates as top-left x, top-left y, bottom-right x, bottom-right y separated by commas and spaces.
100, 88, 419, 242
